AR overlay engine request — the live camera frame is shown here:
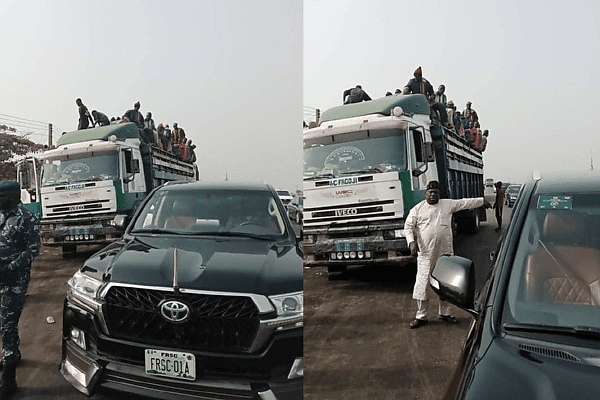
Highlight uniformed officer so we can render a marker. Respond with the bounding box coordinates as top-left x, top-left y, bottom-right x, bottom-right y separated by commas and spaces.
0, 180, 41, 399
